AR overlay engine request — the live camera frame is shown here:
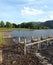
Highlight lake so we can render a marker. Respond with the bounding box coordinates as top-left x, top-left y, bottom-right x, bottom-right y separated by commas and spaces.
10, 29, 53, 40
